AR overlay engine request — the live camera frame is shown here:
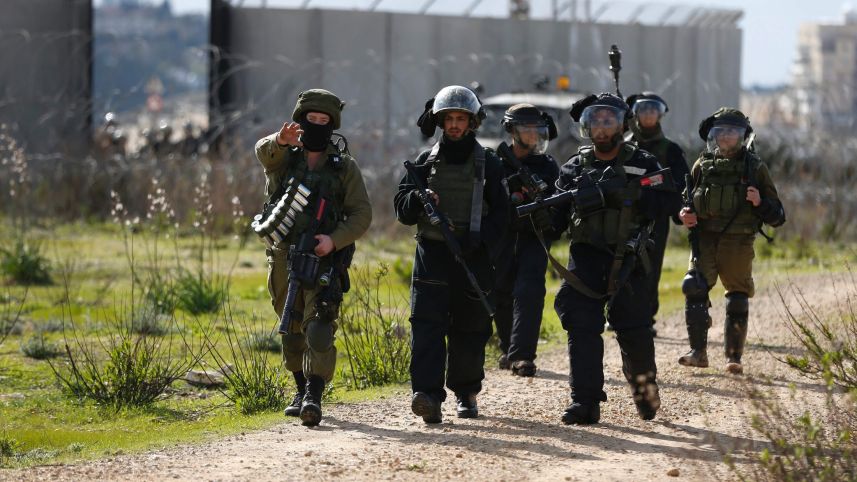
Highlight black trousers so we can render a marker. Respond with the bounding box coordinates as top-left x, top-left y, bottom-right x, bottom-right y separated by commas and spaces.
493, 231, 549, 362
409, 239, 493, 402
553, 243, 657, 404
647, 216, 671, 321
